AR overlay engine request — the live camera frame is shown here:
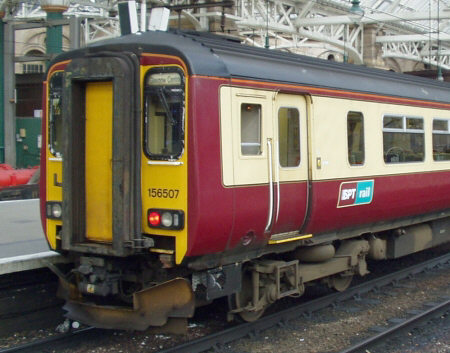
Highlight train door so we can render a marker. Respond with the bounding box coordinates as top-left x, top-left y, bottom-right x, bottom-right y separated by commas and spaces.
269, 93, 309, 236
220, 87, 309, 241
61, 54, 141, 257
85, 82, 114, 242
